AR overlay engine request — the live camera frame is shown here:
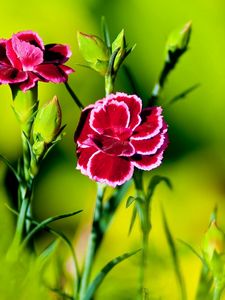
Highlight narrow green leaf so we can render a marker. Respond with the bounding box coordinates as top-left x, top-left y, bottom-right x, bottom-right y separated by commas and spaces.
169, 83, 201, 105
75, 63, 93, 69
162, 209, 187, 300
42, 125, 67, 159
177, 239, 205, 265
128, 206, 137, 235
195, 265, 213, 300
101, 16, 111, 49
22, 131, 35, 163
21, 209, 82, 248
107, 47, 120, 75
84, 249, 141, 300
210, 205, 218, 223
38, 239, 60, 263
0, 154, 21, 182
126, 196, 136, 208
46, 286, 74, 300
125, 43, 136, 57
6, 203, 81, 295
147, 175, 172, 201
